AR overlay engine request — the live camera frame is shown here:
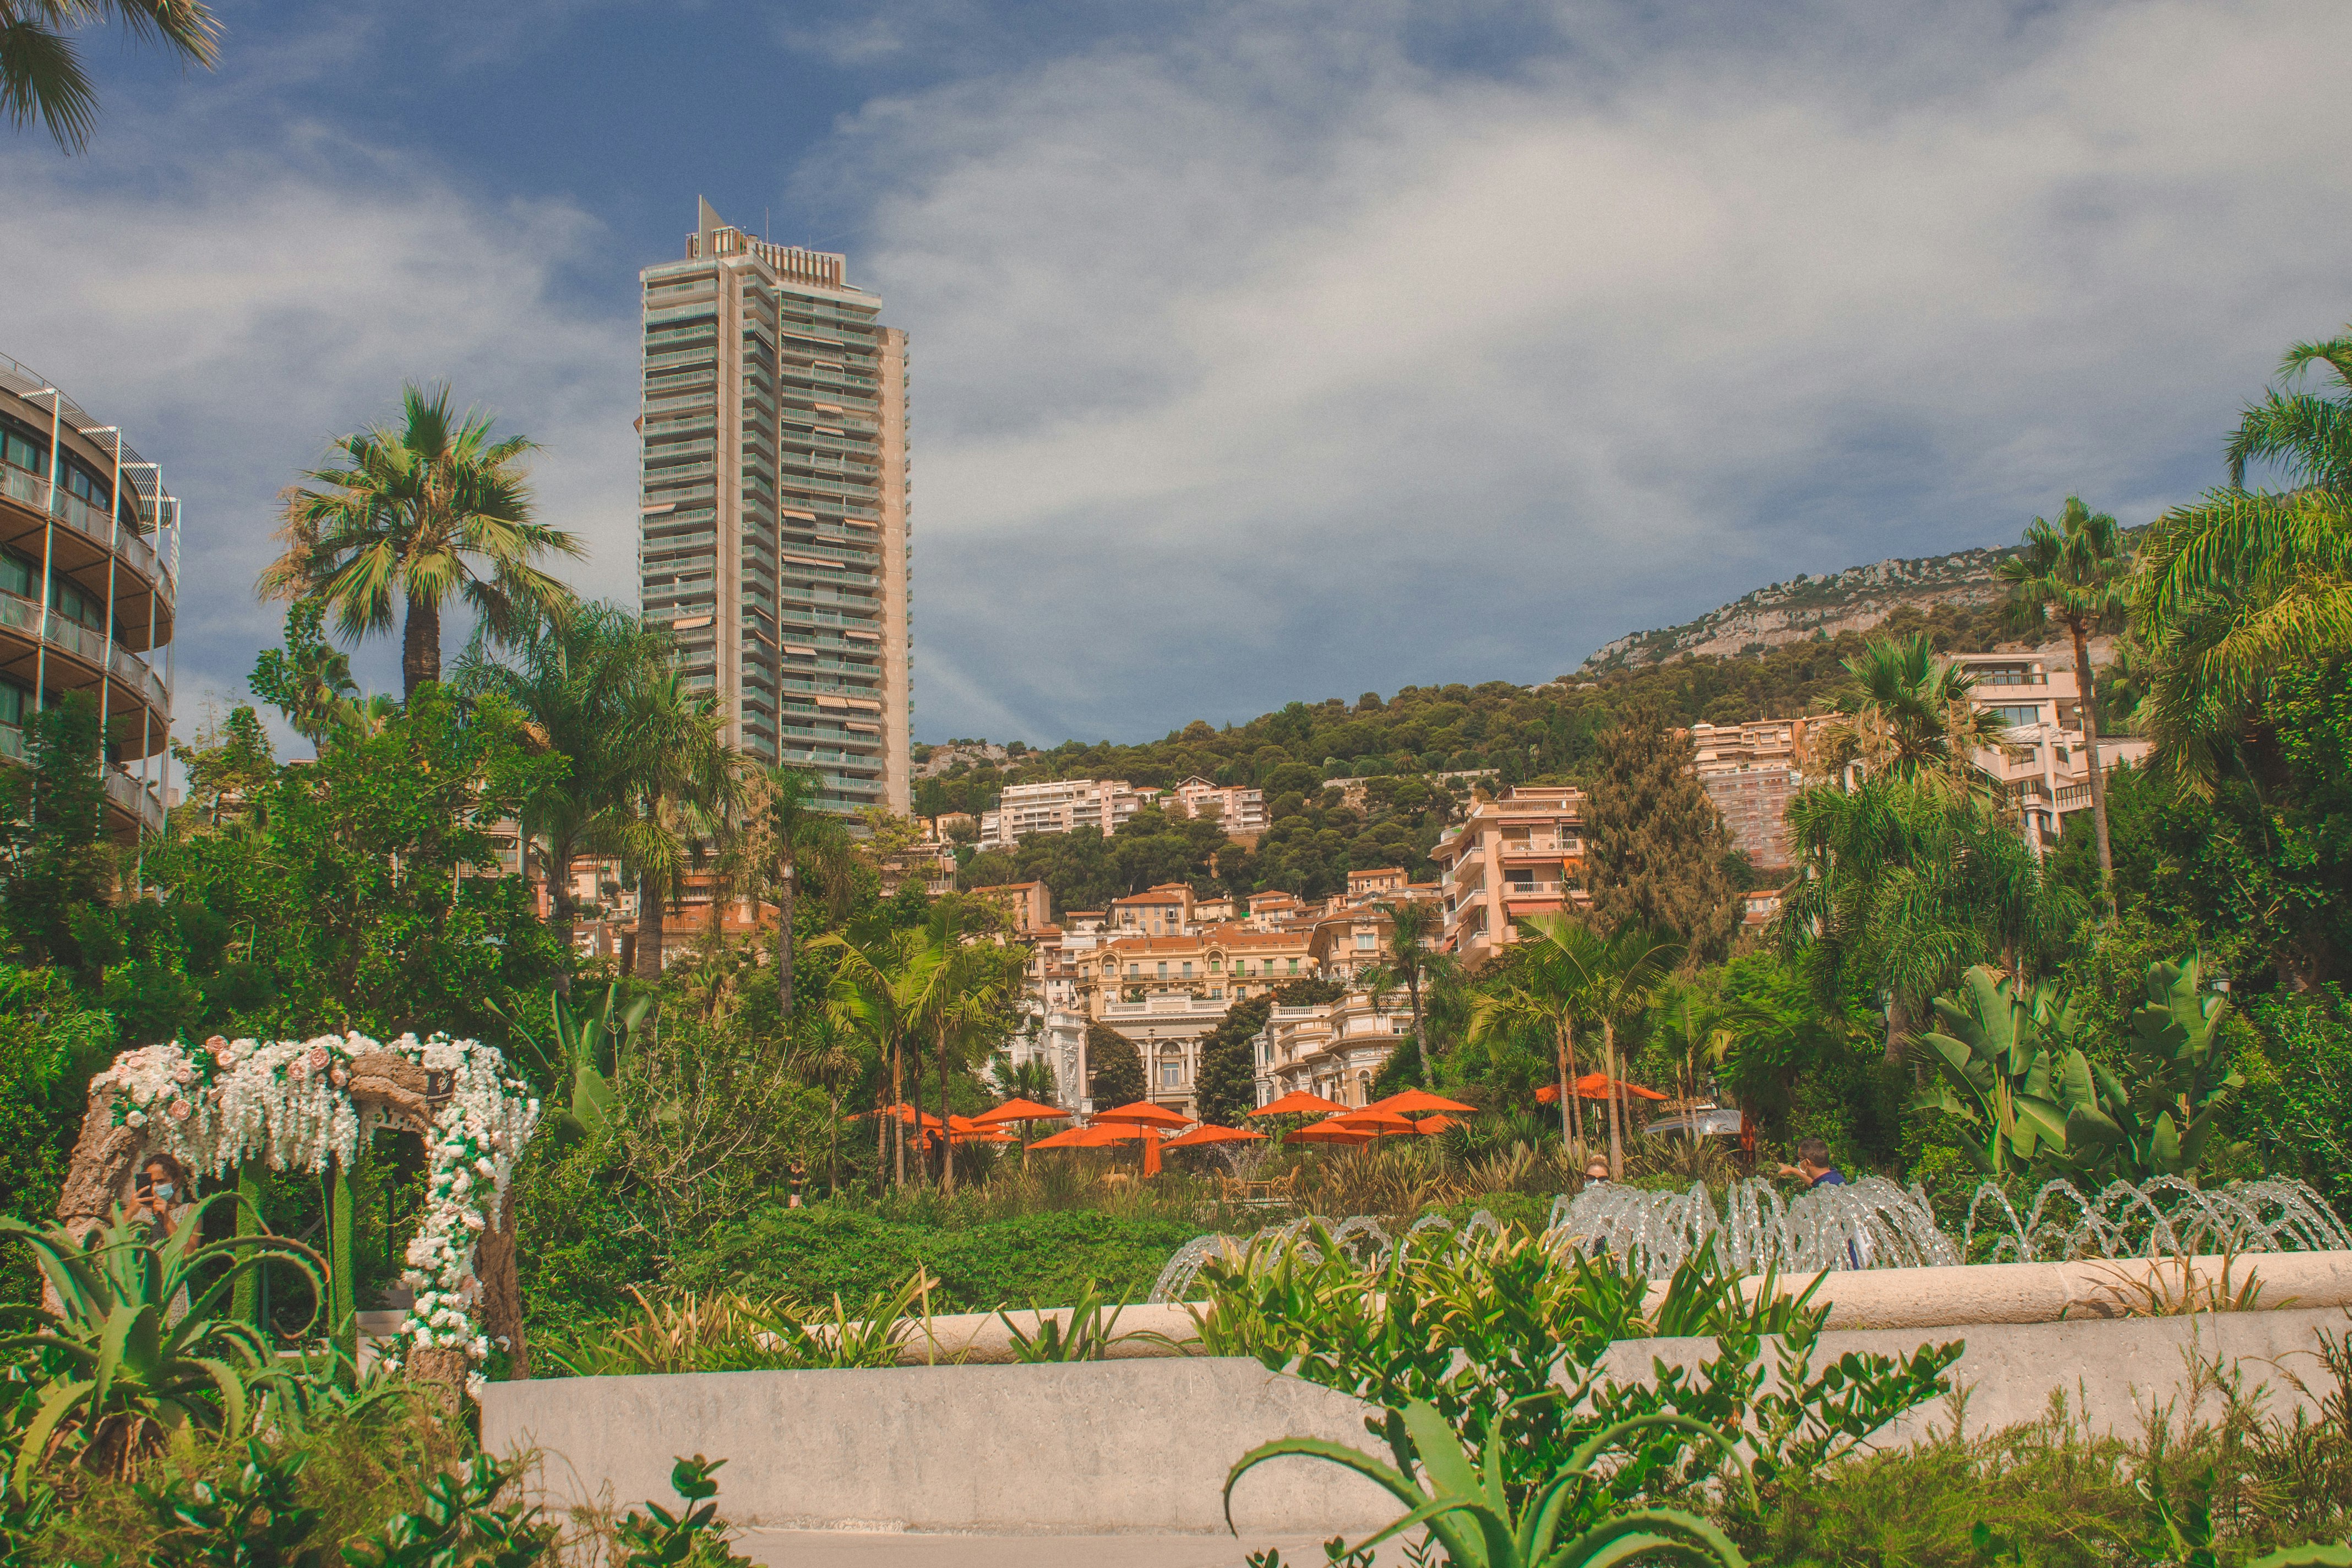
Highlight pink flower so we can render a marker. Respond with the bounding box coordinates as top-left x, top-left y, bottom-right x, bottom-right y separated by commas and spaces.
306, 1047, 330, 1073
173, 1066, 194, 1085
330, 1068, 349, 1087
168, 1099, 192, 1121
